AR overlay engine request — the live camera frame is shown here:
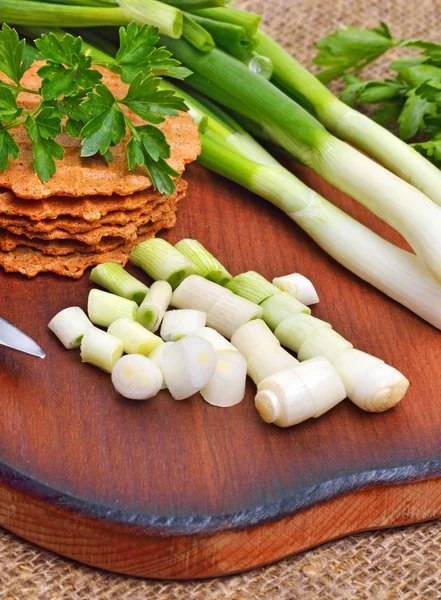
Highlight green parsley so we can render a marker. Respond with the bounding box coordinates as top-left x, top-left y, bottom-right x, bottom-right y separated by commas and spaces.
0, 22, 190, 194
